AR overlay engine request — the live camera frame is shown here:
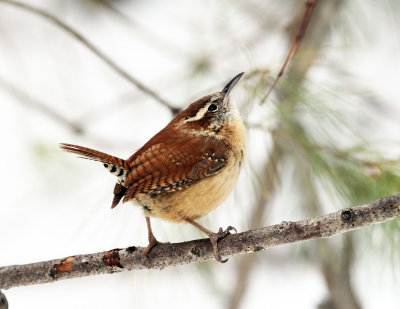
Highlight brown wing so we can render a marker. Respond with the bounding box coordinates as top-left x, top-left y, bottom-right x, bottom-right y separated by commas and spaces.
122, 137, 228, 202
